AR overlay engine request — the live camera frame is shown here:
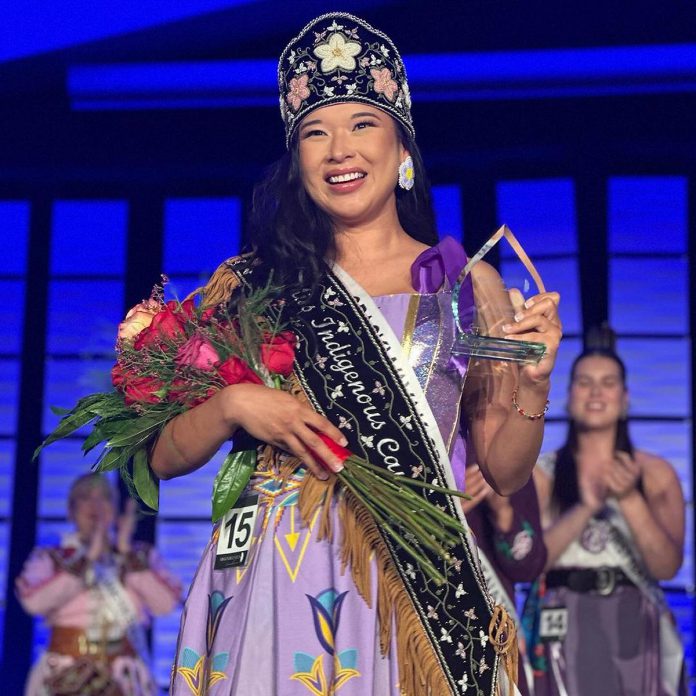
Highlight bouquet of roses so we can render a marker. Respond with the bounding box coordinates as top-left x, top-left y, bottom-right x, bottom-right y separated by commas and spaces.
35, 279, 468, 584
